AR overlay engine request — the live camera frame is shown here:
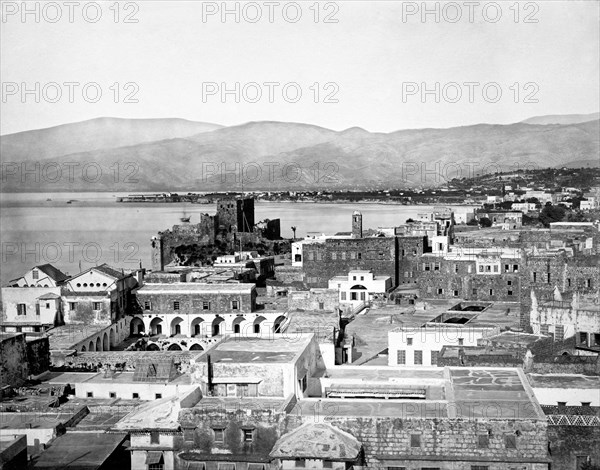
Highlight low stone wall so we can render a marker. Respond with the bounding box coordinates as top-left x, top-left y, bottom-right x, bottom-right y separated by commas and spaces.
55, 351, 195, 371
